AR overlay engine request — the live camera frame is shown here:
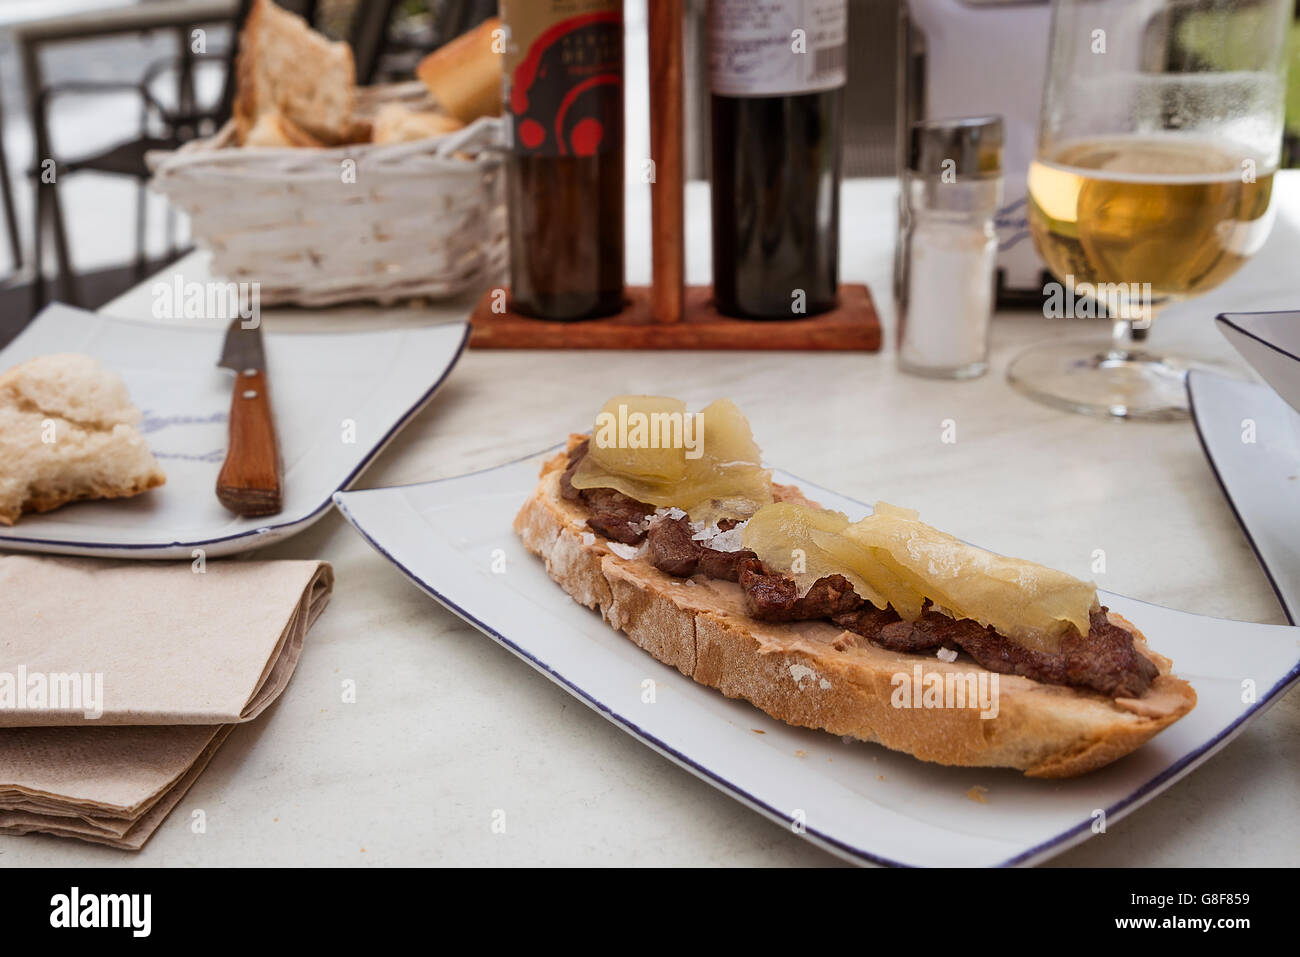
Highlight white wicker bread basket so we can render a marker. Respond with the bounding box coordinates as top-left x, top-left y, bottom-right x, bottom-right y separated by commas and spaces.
148, 83, 506, 306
